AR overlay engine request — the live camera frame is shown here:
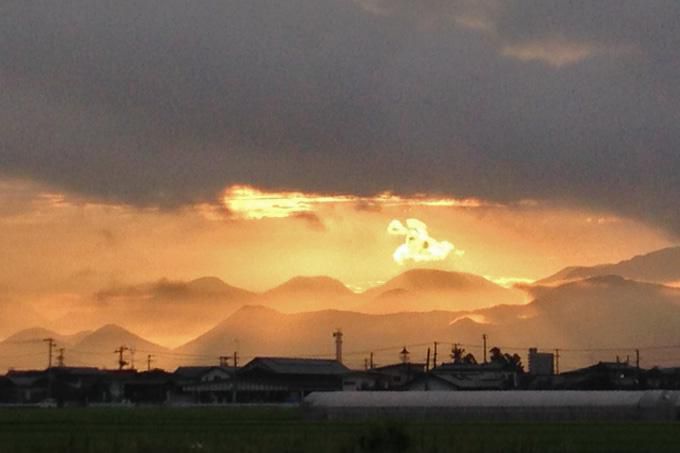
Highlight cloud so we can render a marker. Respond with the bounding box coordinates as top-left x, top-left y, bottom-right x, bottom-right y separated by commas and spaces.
500, 39, 602, 68
291, 212, 326, 232
2, 1, 680, 236
388, 218, 463, 265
